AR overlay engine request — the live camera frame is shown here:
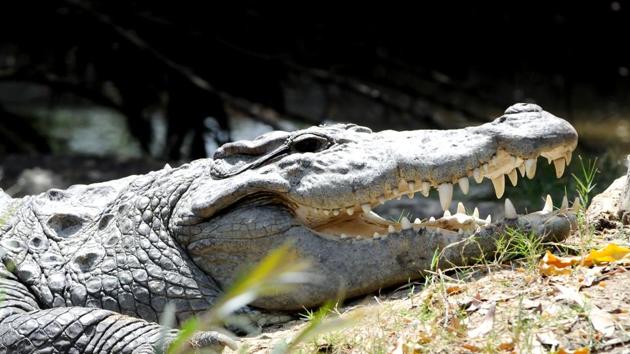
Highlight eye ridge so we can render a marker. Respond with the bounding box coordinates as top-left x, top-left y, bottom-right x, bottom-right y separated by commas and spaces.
291, 134, 330, 153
